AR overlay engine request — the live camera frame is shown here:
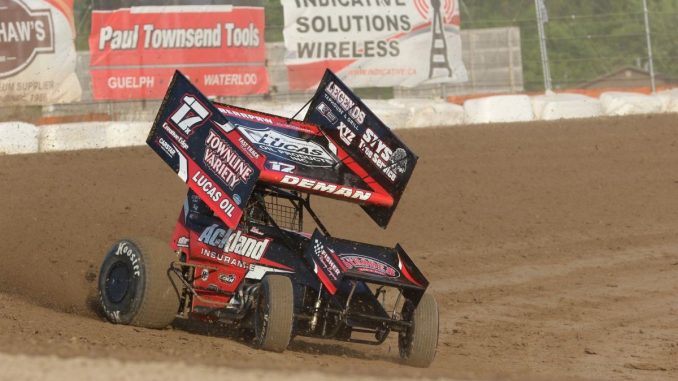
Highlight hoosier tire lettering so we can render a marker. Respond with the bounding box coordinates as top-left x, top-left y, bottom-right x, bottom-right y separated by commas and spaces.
98, 237, 180, 329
